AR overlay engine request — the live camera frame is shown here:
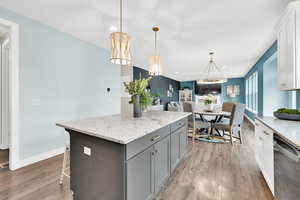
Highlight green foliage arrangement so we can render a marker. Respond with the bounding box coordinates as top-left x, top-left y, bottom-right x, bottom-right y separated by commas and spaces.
153, 93, 161, 98
276, 108, 300, 115
123, 77, 152, 110
203, 94, 216, 105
